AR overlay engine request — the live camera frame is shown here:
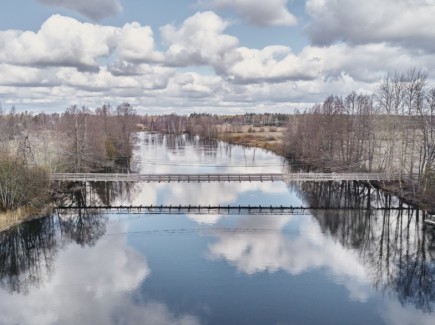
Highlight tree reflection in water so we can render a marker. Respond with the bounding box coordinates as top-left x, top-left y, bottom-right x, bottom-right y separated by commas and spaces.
294, 181, 435, 312
0, 185, 110, 294
1, 175, 434, 315
89, 181, 134, 207
0, 216, 57, 294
